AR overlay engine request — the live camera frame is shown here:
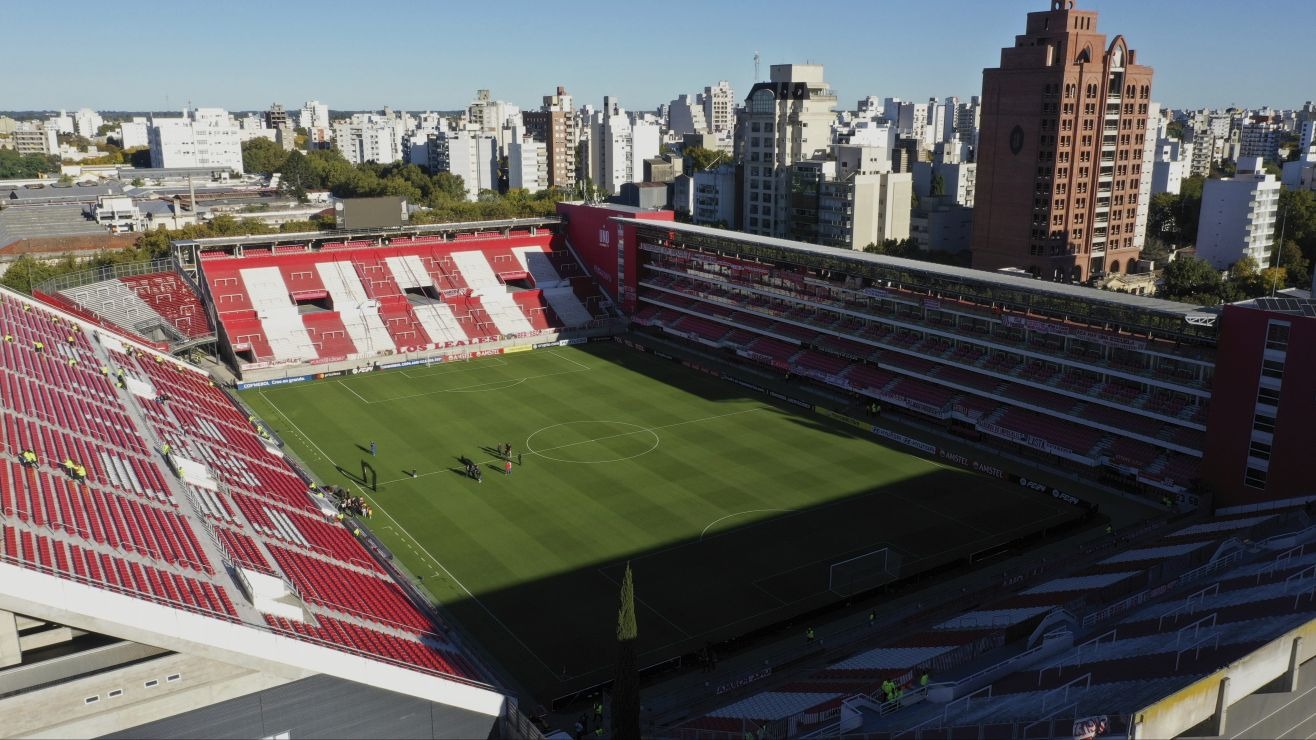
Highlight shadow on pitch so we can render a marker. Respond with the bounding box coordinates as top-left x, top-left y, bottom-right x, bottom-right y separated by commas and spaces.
334, 460, 377, 491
